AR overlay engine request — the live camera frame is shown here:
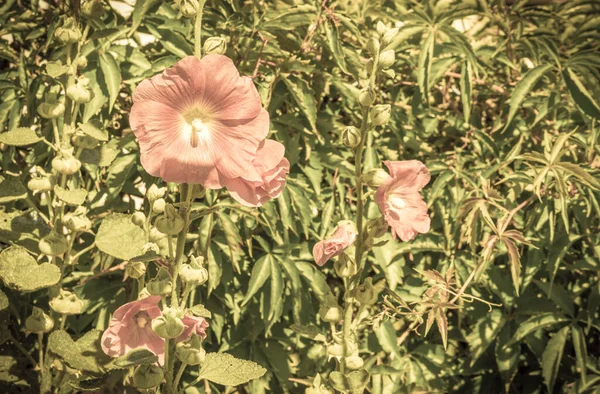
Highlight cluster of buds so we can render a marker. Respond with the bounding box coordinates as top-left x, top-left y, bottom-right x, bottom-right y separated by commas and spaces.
37, 92, 65, 120
180, 256, 209, 285
66, 76, 94, 104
